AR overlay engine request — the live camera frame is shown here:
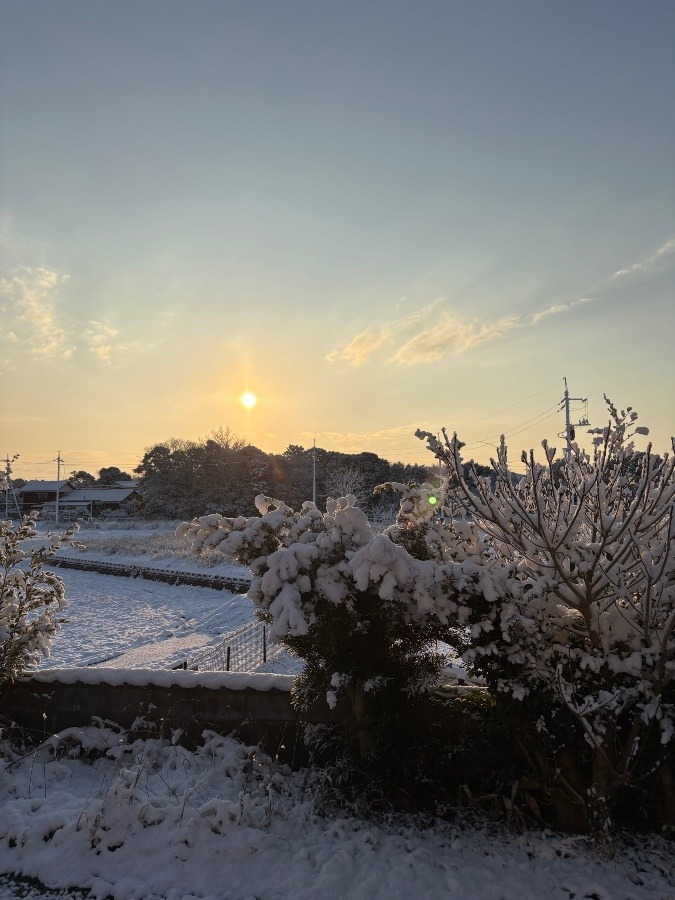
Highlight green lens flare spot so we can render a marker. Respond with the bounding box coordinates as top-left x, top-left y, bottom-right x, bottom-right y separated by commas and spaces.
428, 496, 438, 506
